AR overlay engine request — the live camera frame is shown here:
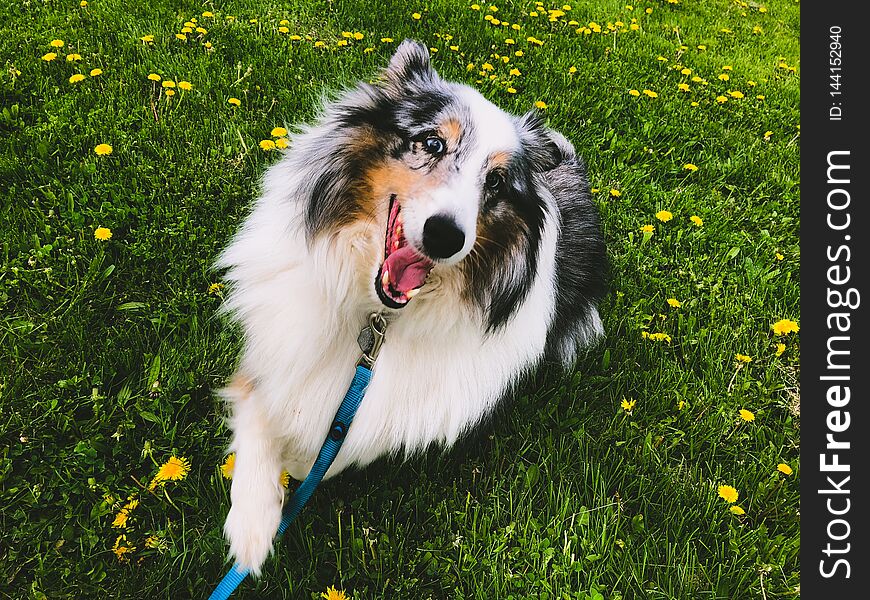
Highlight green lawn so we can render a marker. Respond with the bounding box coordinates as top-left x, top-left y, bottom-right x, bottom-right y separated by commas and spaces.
0, 0, 800, 598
